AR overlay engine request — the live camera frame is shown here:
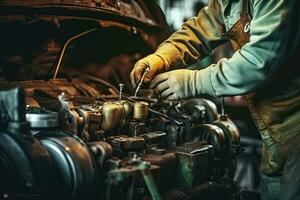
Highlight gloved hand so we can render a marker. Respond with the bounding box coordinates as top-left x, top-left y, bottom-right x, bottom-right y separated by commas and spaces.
150, 69, 213, 100
130, 54, 168, 88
